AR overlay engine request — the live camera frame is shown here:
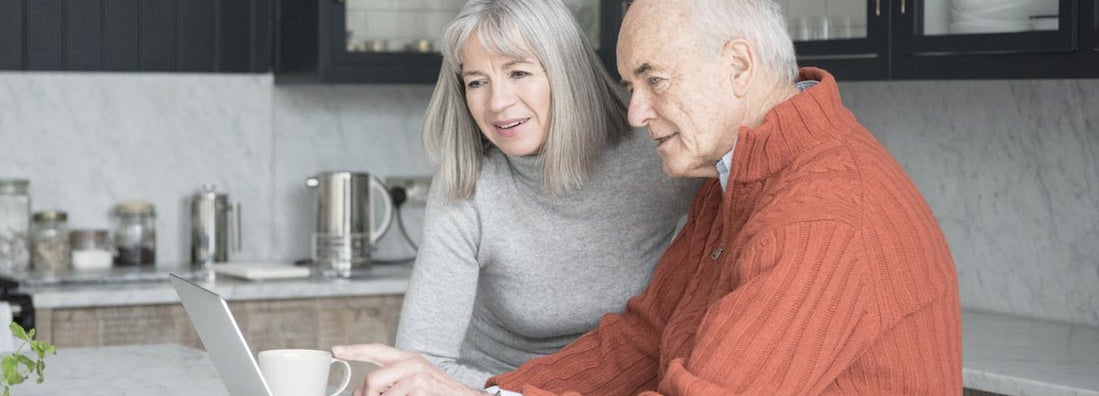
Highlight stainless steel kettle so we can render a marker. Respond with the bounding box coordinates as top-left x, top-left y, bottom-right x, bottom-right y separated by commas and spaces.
305, 171, 393, 277
189, 184, 241, 268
